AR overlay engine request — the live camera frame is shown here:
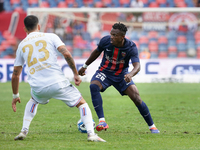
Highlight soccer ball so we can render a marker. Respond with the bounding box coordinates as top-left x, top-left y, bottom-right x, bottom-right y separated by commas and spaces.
77, 119, 95, 133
